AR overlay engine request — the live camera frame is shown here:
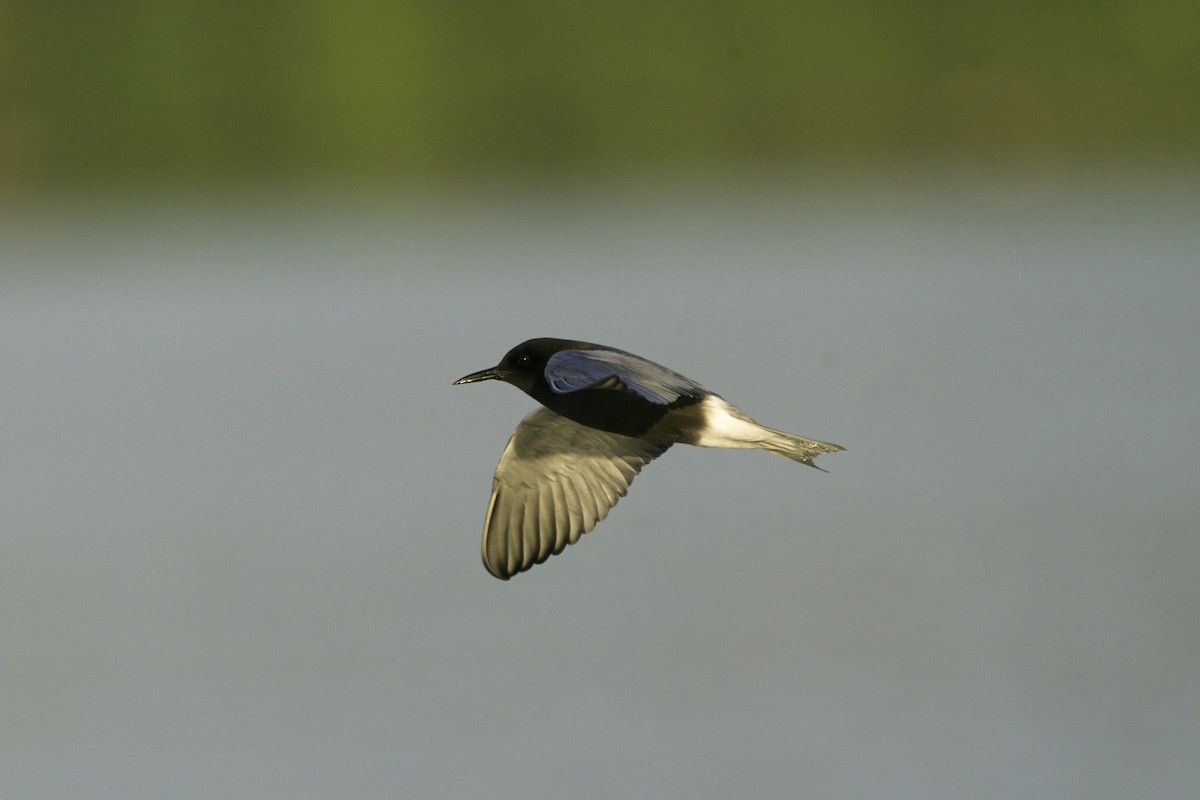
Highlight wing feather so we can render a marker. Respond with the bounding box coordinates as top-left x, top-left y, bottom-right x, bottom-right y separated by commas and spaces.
547, 477, 570, 550
481, 407, 670, 579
